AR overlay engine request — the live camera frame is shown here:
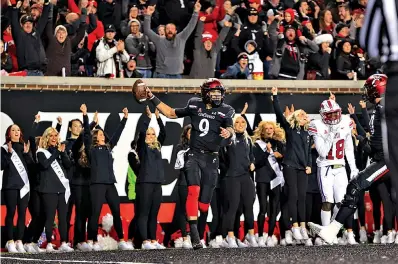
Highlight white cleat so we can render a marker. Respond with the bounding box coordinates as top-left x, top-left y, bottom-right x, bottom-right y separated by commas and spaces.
373, 230, 382, 244
6, 241, 18, 253
285, 230, 293, 245
359, 229, 368, 243
15, 241, 26, 253
308, 222, 337, 245
46, 243, 56, 252
174, 238, 183, 248
345, 231, 358, 245
59, 242, 74, 252
266, 236, 277, 247
141, 242, 156, 250
292, 227, 304, 240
